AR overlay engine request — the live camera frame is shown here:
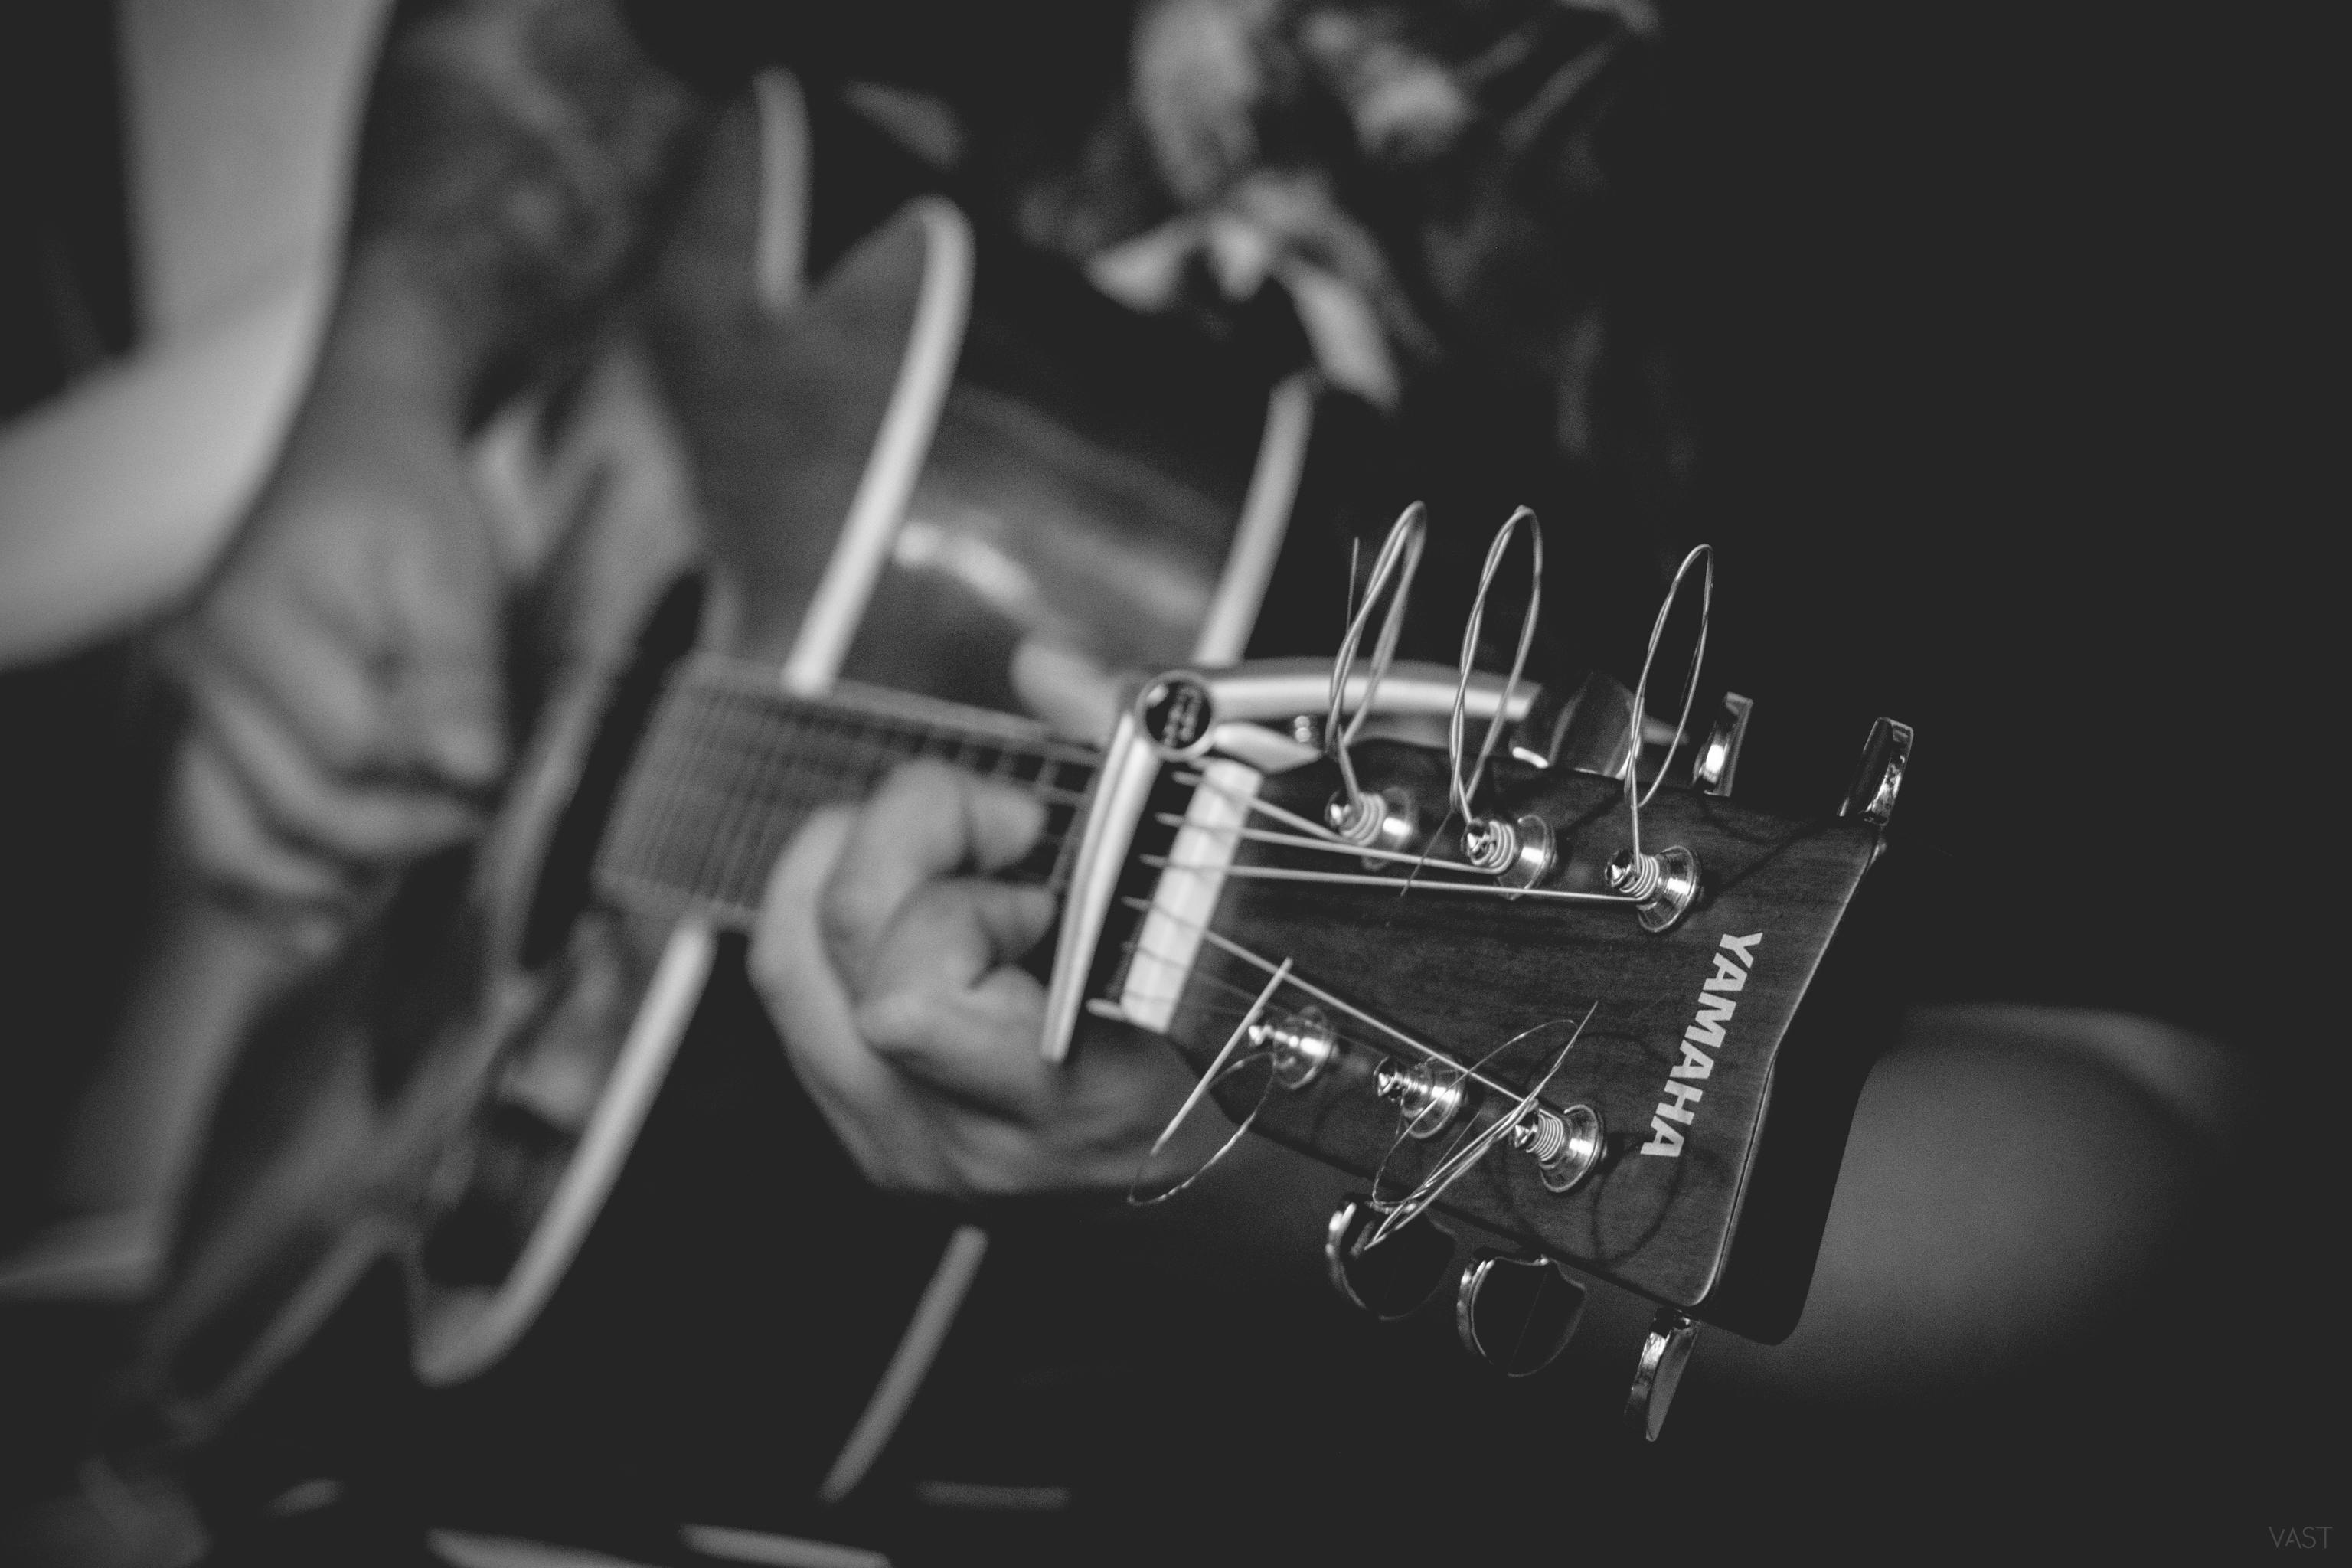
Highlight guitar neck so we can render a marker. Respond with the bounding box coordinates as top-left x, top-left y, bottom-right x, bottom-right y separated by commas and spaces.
593, 656, 1102, 930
